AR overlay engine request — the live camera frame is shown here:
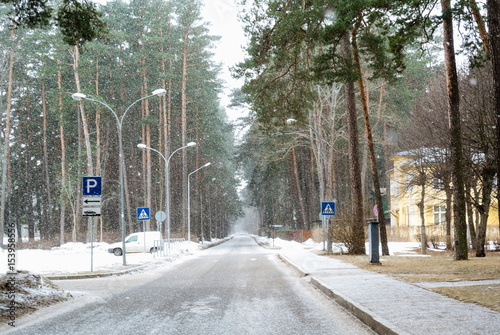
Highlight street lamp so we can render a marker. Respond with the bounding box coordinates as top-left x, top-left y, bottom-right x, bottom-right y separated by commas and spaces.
187, 162, 211, 245
137, 141, 196, 253
287, 118, 327, 250
72, 89, 166, 265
